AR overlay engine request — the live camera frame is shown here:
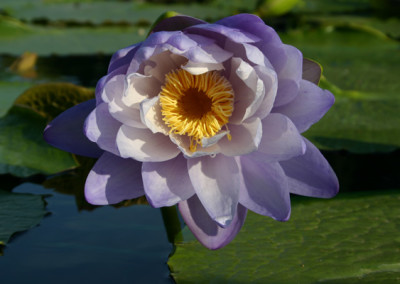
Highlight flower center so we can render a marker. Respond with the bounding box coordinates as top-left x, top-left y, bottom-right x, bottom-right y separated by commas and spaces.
159, 69, 234, 152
